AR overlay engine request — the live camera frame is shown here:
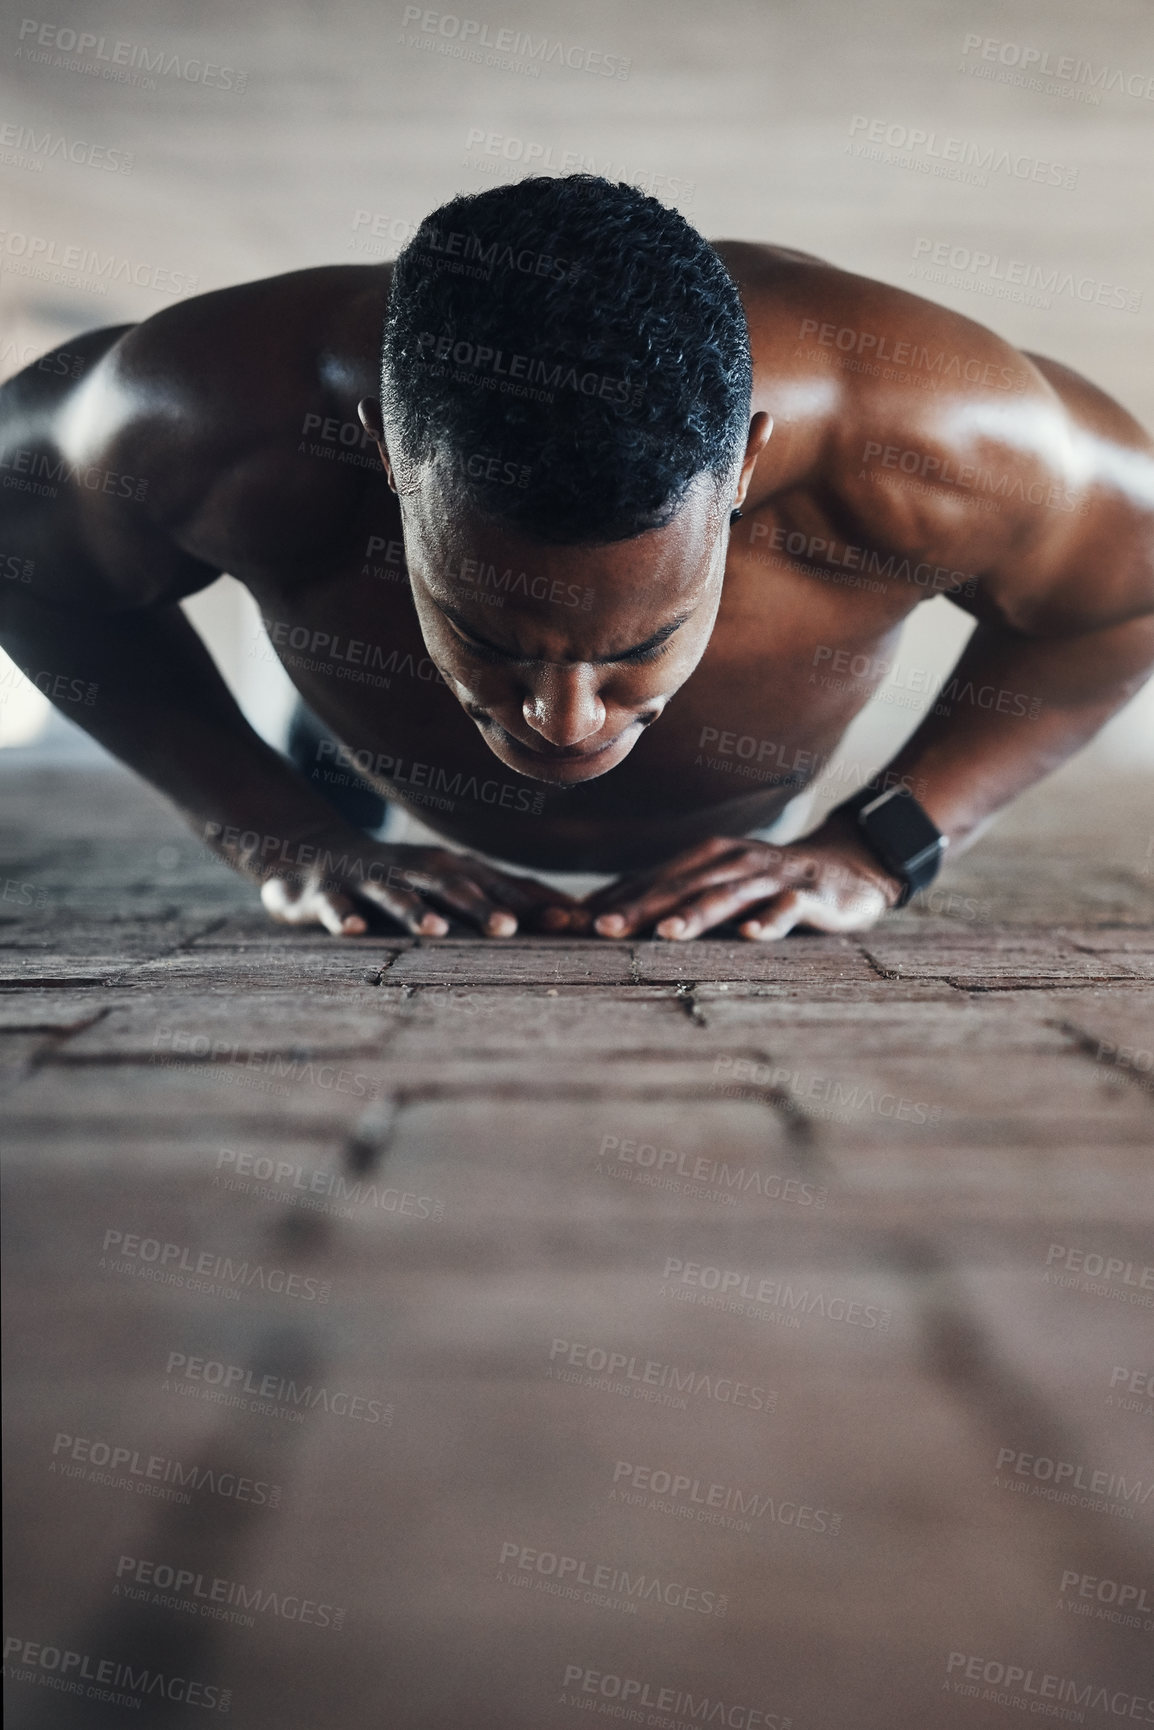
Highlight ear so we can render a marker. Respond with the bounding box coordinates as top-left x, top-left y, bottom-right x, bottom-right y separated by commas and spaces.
734, 411, 773, 510
357, 398, 396, 491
